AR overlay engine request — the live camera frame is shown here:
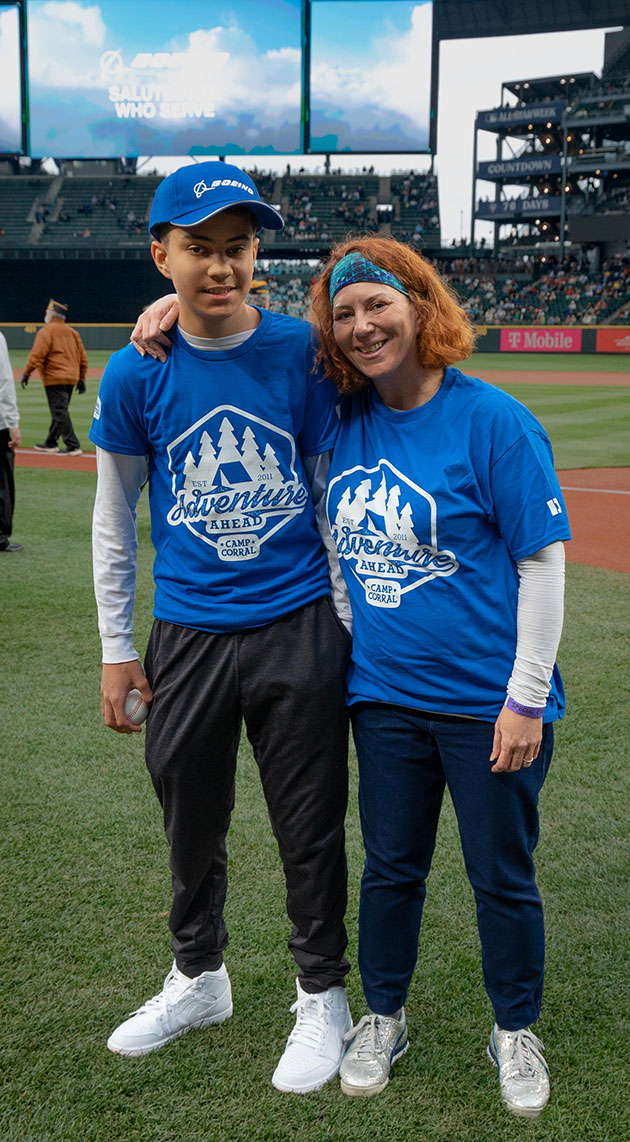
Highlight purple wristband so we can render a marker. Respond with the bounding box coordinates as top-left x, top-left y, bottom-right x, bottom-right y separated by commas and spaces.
506, 696, 545, 719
